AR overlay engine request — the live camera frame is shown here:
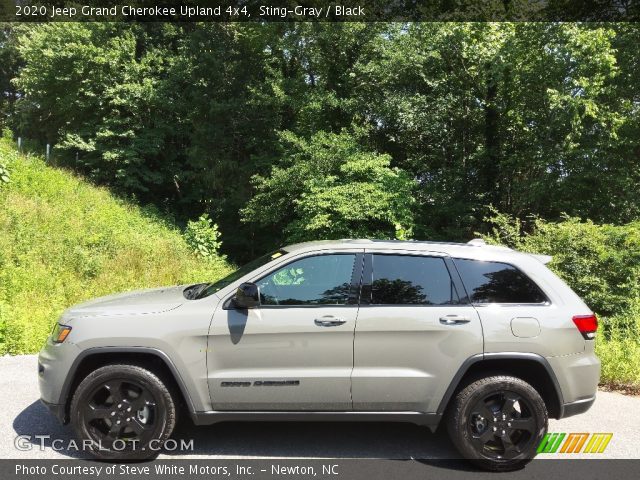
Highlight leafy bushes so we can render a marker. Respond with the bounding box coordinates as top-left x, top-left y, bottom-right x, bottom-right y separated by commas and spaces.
184, 214, 222, 258
482, 209, 640, 386
242, 130, 415, 243
0, 162, 8, 185
0, 138, 231, 354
